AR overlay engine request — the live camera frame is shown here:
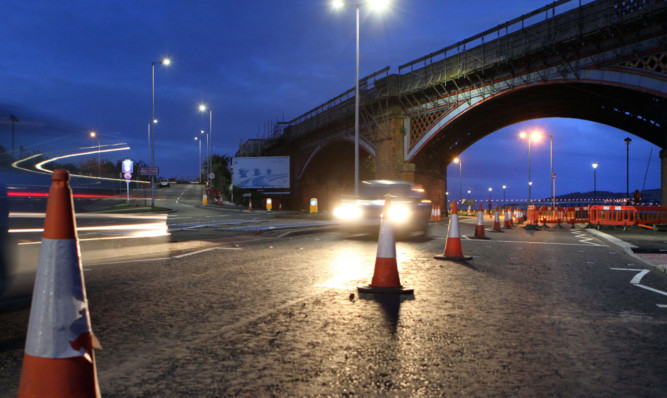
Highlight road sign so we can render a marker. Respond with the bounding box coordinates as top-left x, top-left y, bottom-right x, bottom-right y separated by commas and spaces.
122, 159, 133, 174
208, 173, 215, 179
139, 167, 159, 176
123, 173, 132, 180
